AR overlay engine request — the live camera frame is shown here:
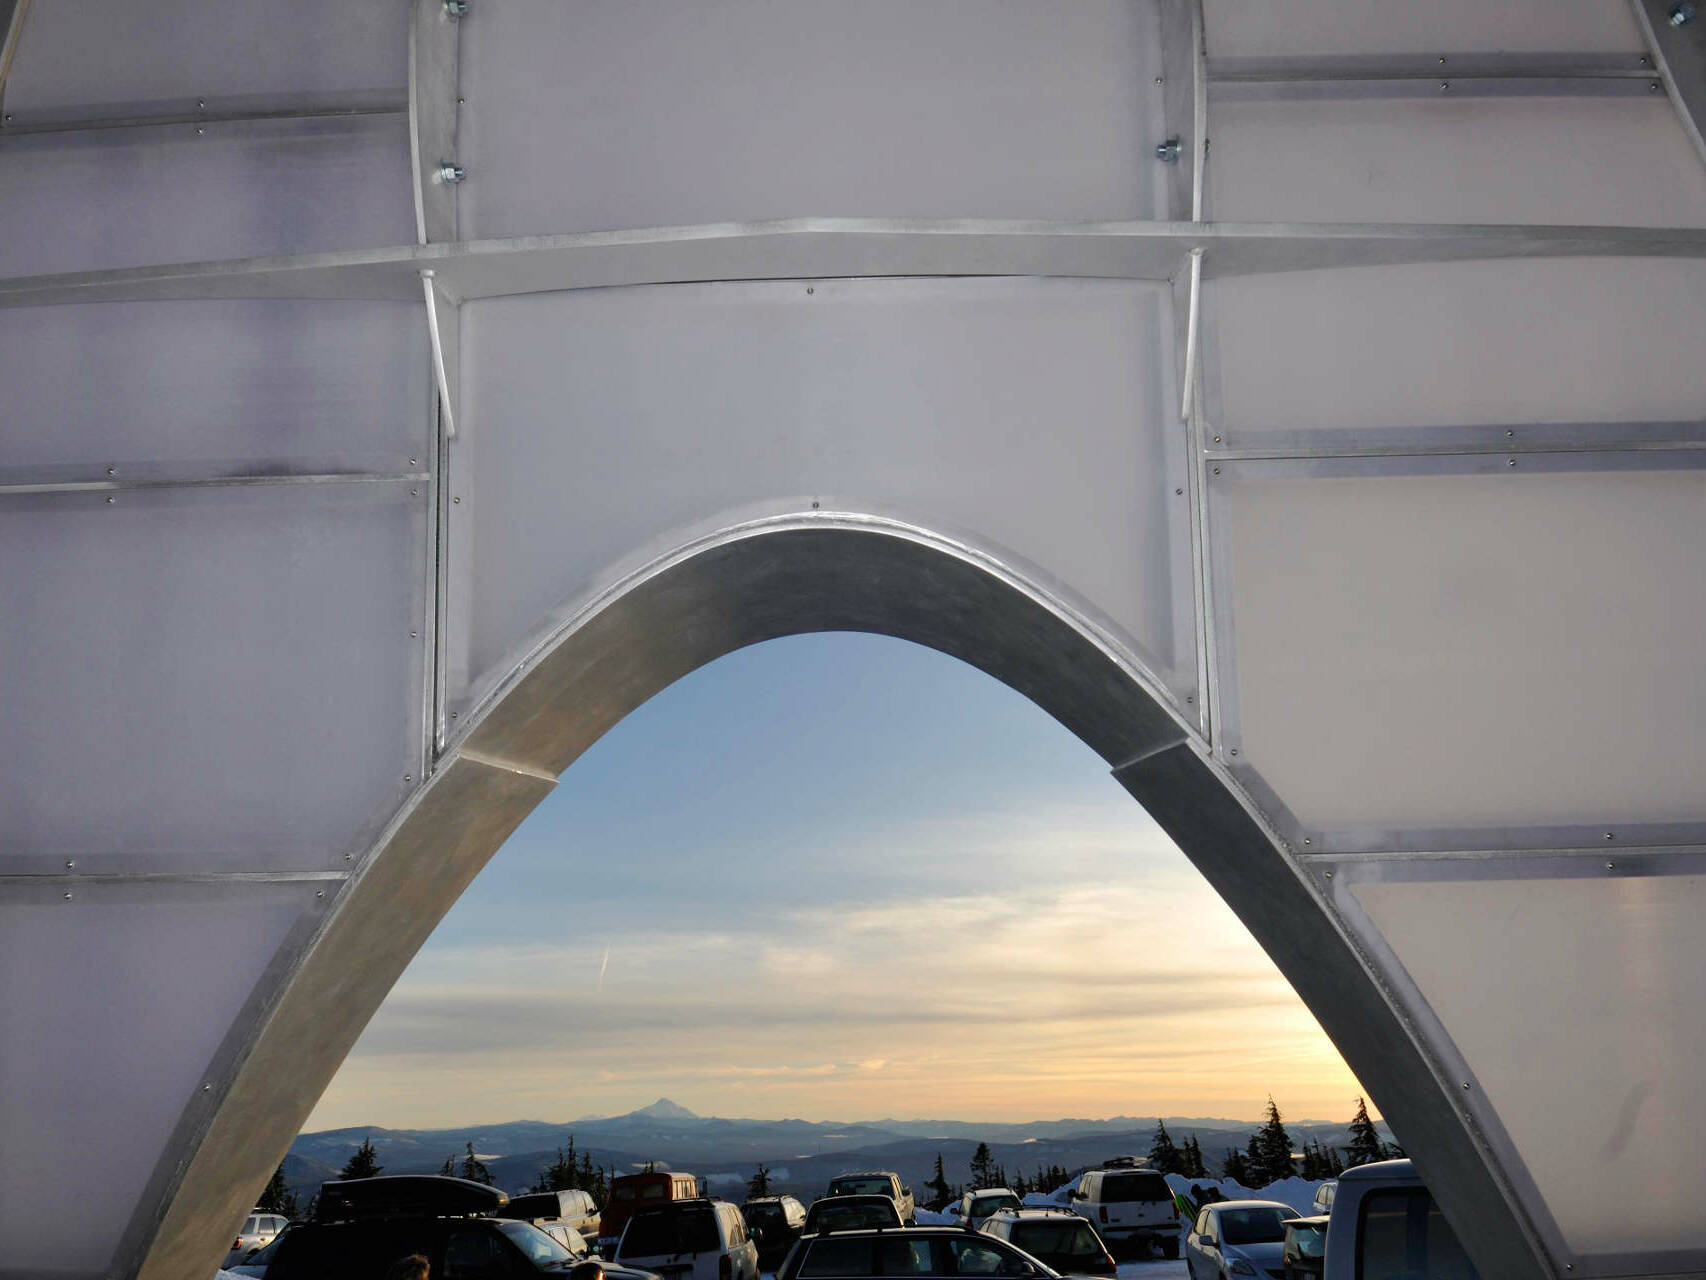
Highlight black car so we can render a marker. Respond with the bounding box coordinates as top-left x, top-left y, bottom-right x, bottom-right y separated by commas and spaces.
977, 1209, 1116, 1277
742, 1195, 807, 1268
246, 1175, 659, 1280
778, 1227, 1058, 1280
801, 1195, 903, 1236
